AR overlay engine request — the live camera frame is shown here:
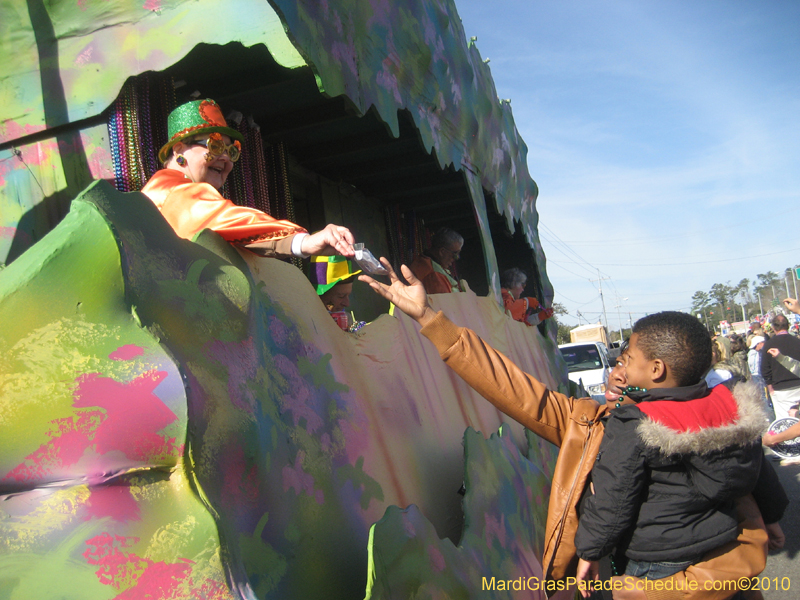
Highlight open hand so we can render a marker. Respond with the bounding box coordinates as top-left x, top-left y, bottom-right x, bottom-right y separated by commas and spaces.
359, 258, 435, 326
301, 224, 356, 257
